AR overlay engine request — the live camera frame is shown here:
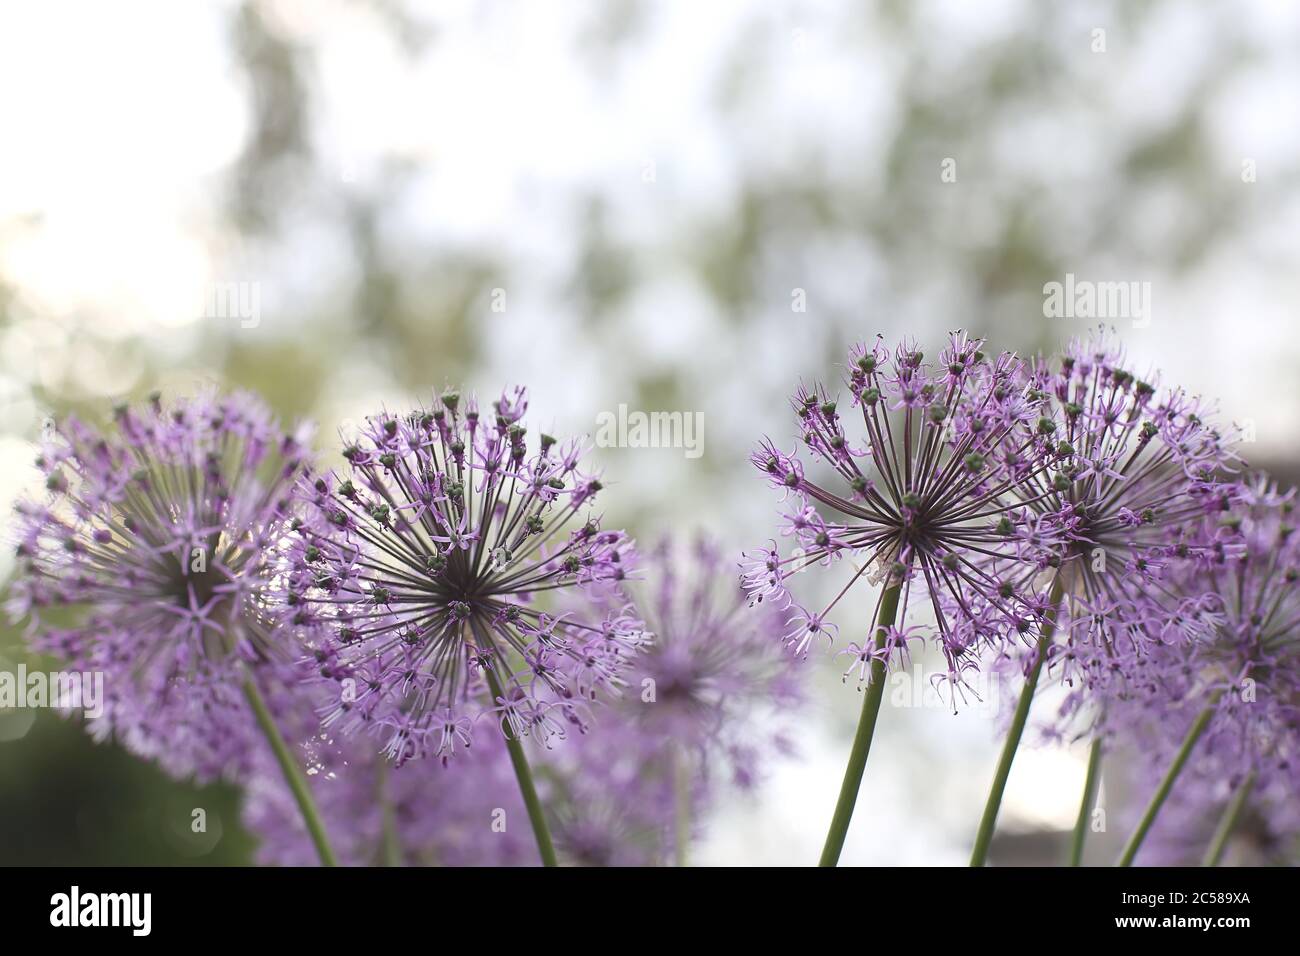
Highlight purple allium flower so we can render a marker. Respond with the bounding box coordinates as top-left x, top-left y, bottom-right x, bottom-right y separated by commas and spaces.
9, 391, 314, 782
247, 681, 685, 868
281, 387, 648, 766
1125, 761, 1299, 866
1098, 479, 1299, 863
746, 332, 1053, 693
540, 534, 807, 865
543, 721, 689, 866
993, 329, 1244, 724
957, 332, 1248, 868
458, 533, 804, 866
244, 722, 535, 866
629, 535, 802, 776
